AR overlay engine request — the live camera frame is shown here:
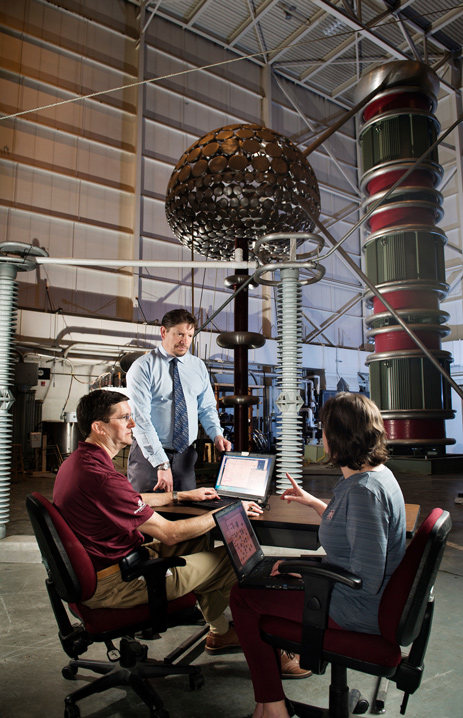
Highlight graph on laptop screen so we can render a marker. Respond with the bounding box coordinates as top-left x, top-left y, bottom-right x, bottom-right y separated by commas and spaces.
216, 455, 272, 498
